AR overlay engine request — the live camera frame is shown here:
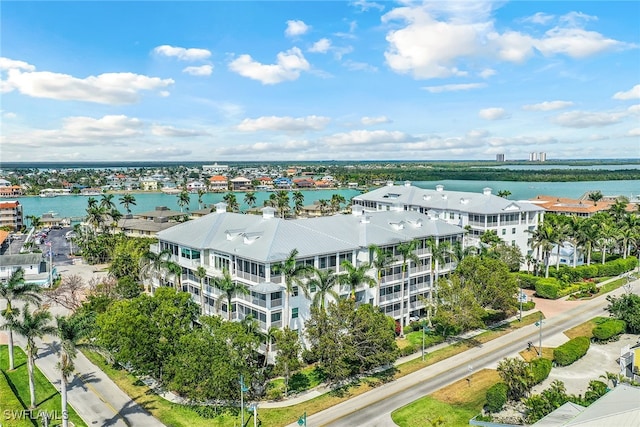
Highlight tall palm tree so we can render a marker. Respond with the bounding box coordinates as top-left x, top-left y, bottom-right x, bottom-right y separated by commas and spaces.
223, 192, 239, 212
529, 224, 555, 278
165, 260, 183, 292
109, 208, 123, 234
276, 190, 290, 218
551, 223, 569, 271
177, 190, 191, 212
426, 238, 450, 325
330, 194, 346, 214
369, 244, 395, 307
55, 315, 89, 427
85, 205, 108, 233
214, 268, 249, 320
396, 239, 420, 334
292, 191, 305, 217
99, 193, 116, 211
318, 199, 329, 216
271, 249, 312, 328
307, 268, 339, 311
86, 197, 98, 210
2, 304, 56, 408
197, 188, 206, 210
620, 214, 639, 258
338, 260, 376, 302
195, 266, 207, 315
244, 192, 257, 211
497, 190, 511, 199
119, 193, 136, 214
1, 268, 42, 370
139, 249, 171, 292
